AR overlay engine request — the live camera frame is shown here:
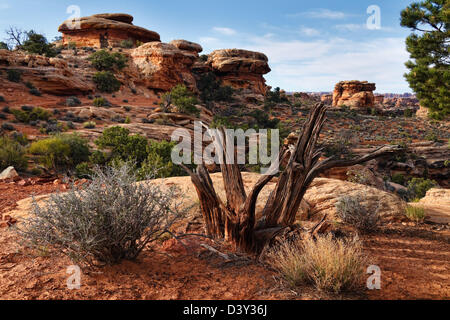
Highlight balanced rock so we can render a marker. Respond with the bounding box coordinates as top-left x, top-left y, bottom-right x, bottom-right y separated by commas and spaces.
332, 80, 376, 109
58, 13, 161, 48
131, 42, 197, 91
207, 49, 271, 95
